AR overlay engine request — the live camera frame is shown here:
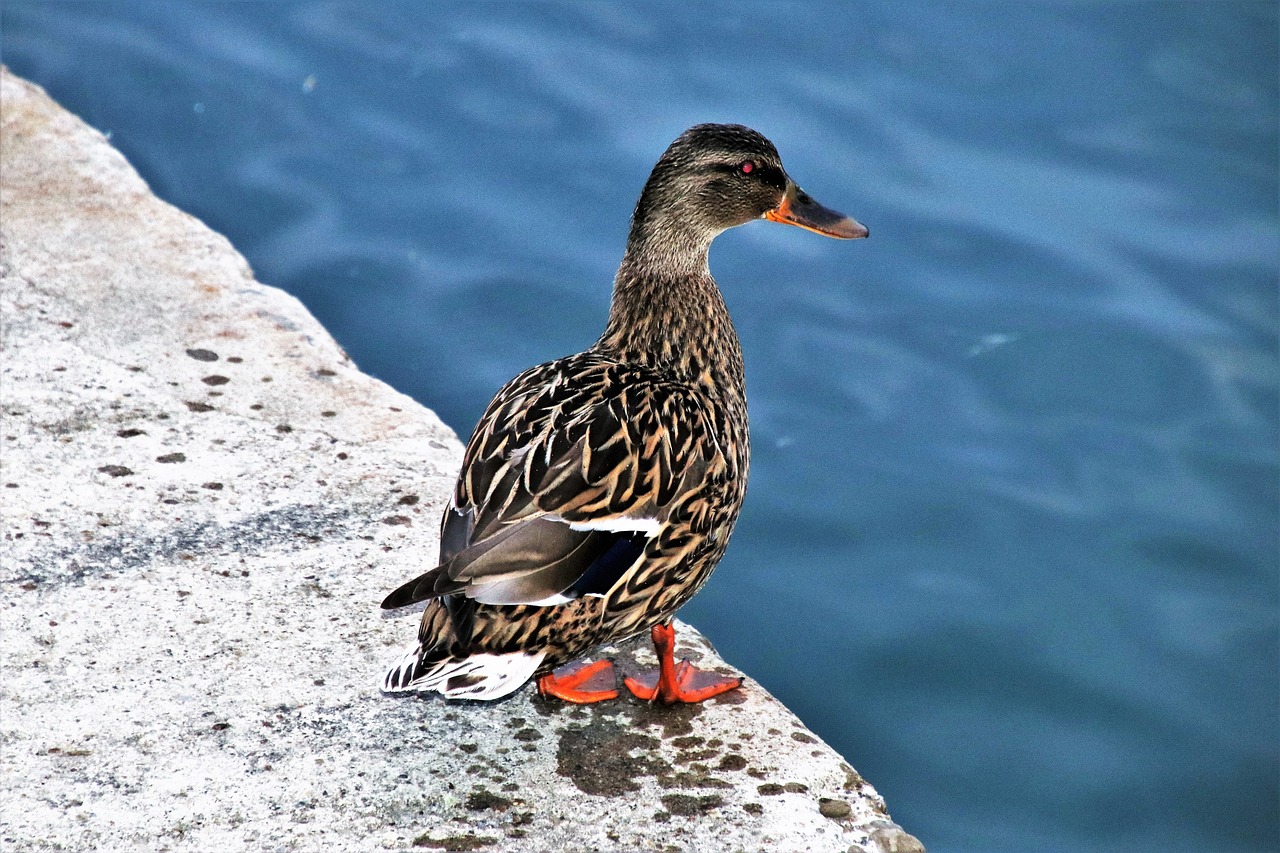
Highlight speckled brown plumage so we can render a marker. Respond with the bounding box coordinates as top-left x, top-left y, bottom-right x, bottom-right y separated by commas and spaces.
381, 124, 865, 702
